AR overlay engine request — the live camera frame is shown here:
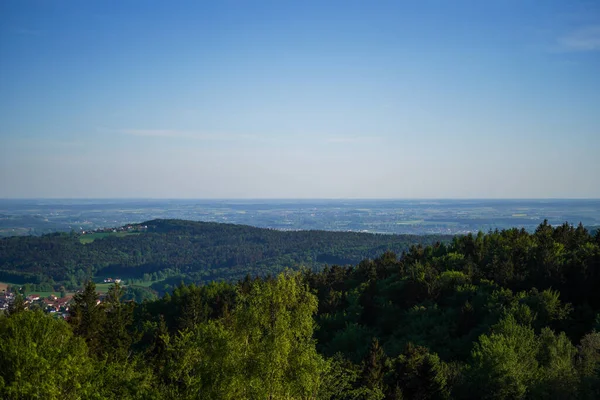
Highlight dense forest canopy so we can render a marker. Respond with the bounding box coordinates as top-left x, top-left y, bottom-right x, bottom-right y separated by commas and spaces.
1, 220, 600, 399
0, 219, 449, 290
